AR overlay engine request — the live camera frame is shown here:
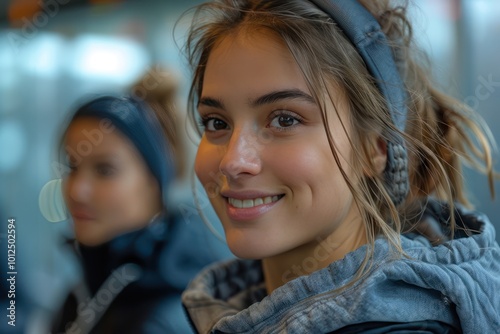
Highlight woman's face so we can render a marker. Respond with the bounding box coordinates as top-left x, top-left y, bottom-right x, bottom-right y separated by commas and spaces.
195, 30, 366, 259
63, 117, 161, 246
